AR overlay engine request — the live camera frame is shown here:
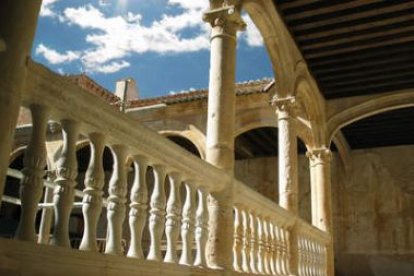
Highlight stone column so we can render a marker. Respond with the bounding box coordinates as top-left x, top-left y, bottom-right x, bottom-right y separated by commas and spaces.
307, 147, 334, 276
203, 3, 245, 270
273, 96, 298, 212
307, 147, 332, 232
273, 96, 299, 275
0, 0, 43, 208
